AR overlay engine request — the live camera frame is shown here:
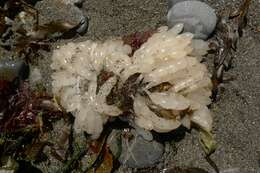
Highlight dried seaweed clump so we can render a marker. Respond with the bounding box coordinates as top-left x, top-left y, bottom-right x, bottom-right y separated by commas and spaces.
51, 24, 212, 138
